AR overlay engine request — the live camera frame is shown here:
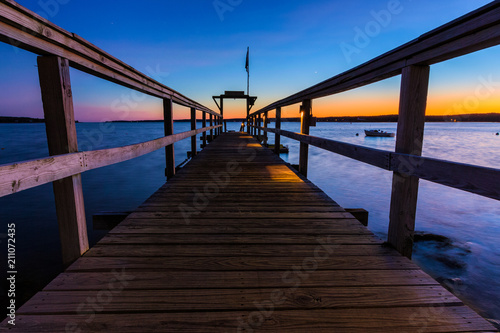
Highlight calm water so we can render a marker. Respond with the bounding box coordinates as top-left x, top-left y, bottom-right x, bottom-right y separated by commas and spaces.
1, 121, 499, 322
